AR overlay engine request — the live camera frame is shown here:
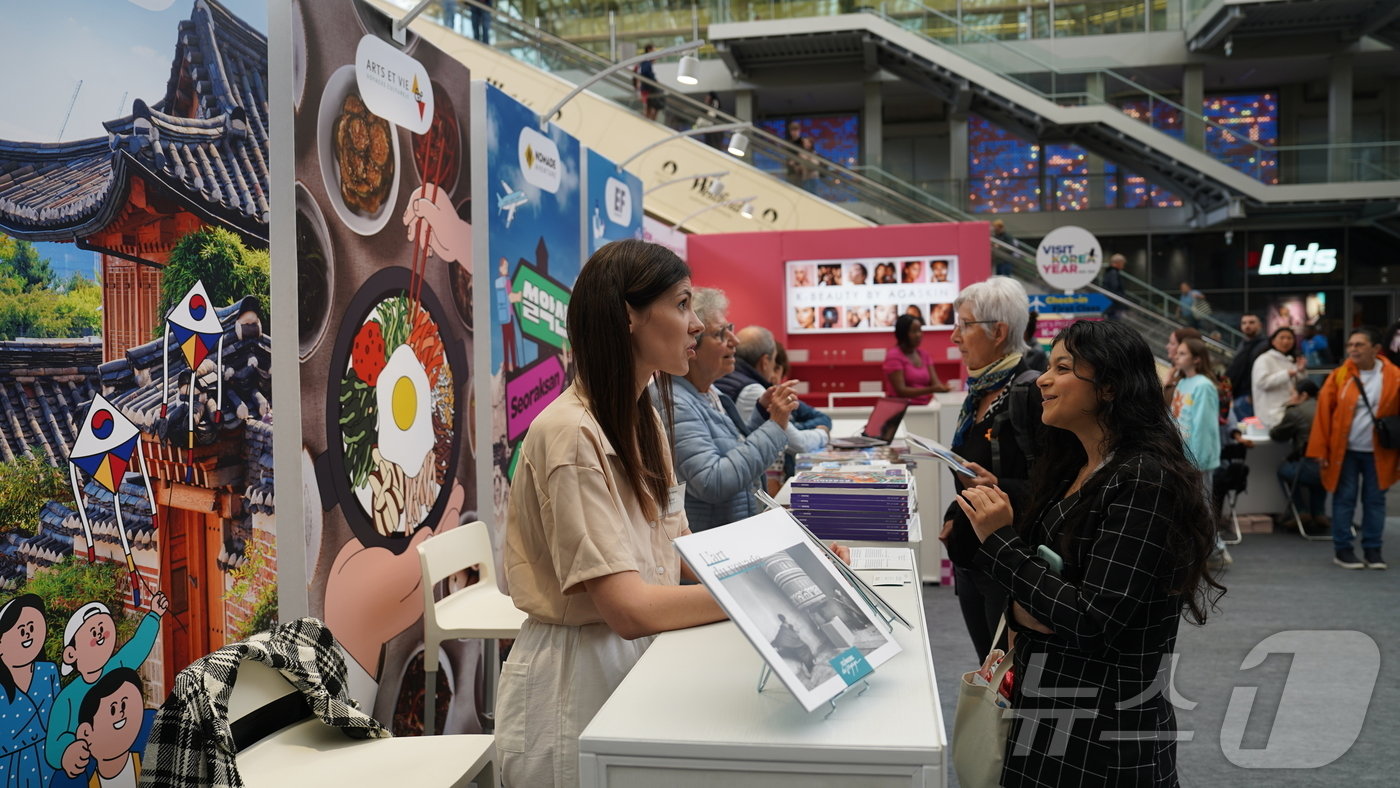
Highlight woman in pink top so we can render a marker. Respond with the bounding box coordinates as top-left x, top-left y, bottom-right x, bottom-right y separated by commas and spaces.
883, 314, 949, 405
